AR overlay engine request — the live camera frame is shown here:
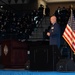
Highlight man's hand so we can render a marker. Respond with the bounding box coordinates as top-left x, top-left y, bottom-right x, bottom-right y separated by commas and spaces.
47, 32, 50, 36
